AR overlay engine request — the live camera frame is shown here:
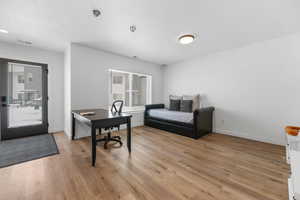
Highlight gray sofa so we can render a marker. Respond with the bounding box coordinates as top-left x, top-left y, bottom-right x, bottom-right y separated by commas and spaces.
144, 104, 215, 139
